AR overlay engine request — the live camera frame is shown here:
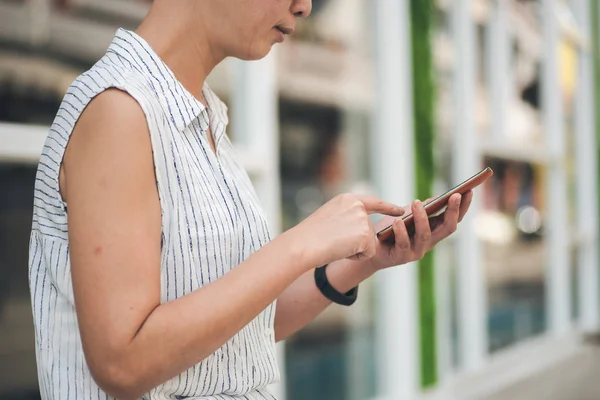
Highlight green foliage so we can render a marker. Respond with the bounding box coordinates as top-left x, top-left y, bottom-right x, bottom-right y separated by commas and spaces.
410, 0, 437, 388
